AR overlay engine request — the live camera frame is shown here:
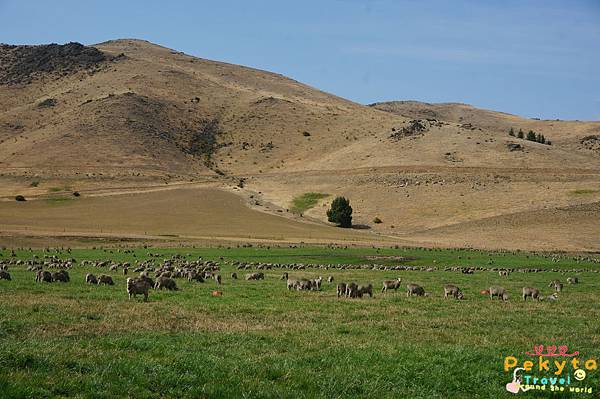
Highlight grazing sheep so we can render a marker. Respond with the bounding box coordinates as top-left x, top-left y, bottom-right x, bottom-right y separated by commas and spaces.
337, 282, 347, 297
280, 272, 289, 280
287, 278, 298, 291
489, 286, 509, 301
188, 271, 204, 283
381, 278, 402, 293
499, 270, 510, 277
214, 274, 222, 284
567, 277, 579, 284
123, 268, 128, 276
230, 272, 238, 279
522, 287, 541, 301
97, 274, 114, 286
546, 293, 559, 301
549, 280, 563, 292
0, 270, 11, 281
154, 276, 178, 291
406, 283, 426, 297
357, 283, 373, 298
85, 273, 98, 284
51, 270, 70, 283
245, 272, 264, 281
36, 270, 52, 283
327, 276, 334, 283
296, 279, 312, 291
346, 282, 359, 298
311, 277, 322, 291
127, 277, 151, 301
443, 284, 464, 299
